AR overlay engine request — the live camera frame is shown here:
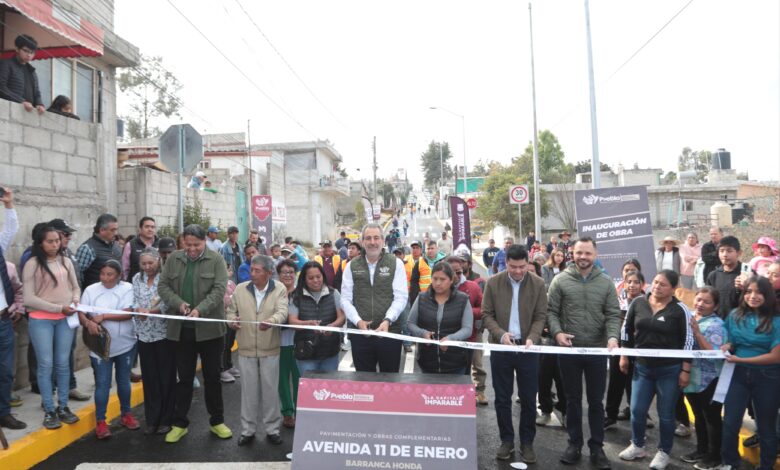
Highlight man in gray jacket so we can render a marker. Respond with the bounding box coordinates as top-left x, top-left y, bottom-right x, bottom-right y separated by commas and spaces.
547, 237, 621, 469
